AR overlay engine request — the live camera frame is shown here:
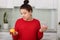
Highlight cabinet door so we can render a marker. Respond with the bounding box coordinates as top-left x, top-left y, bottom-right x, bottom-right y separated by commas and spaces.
0, 0, 7, 8
29, 0, 35, 7
0, 0, 13, 8
35, 0, 57, 9
13, 0, 35, 7
42, 33, 57, 40
13, 0, 23, 6
7, 0, 13, 8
